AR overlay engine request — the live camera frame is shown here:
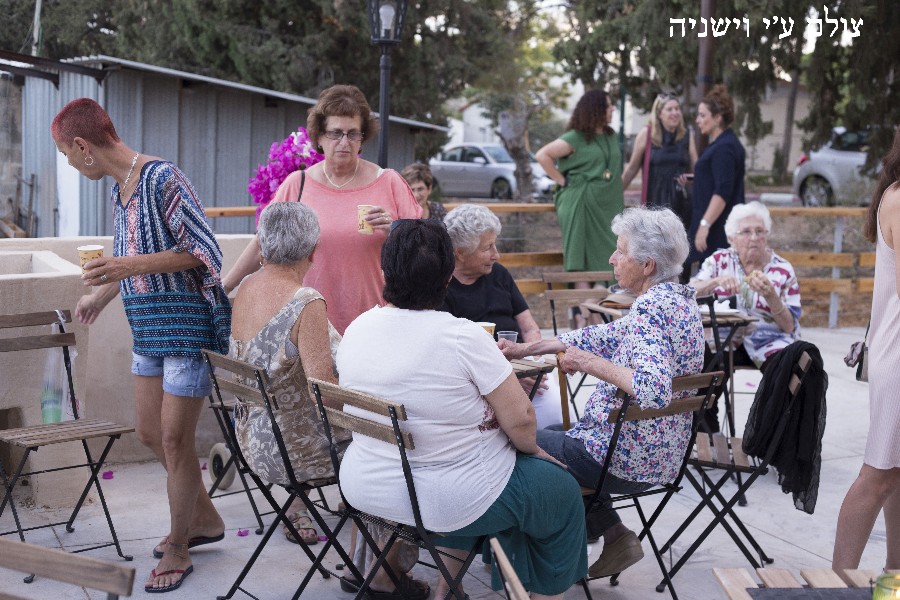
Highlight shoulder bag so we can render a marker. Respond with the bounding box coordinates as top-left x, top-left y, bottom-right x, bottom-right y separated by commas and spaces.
843, 321, 869, 382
